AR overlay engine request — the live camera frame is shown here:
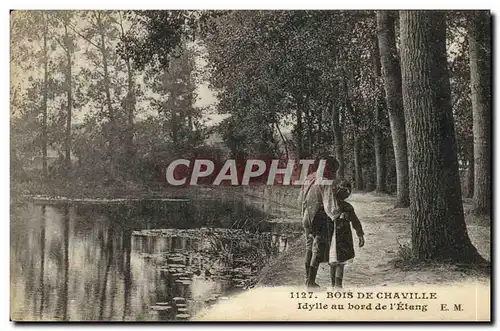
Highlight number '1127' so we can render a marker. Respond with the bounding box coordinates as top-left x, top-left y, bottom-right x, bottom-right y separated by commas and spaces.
290, 292, 314, 299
